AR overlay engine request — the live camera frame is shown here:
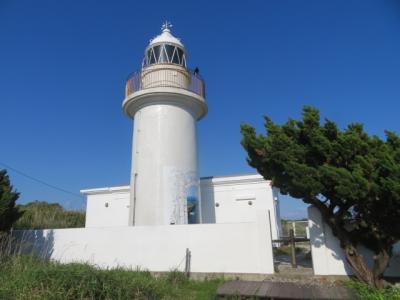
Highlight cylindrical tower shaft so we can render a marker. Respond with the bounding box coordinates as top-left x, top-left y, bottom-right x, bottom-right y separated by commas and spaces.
131, 104, 198, 225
